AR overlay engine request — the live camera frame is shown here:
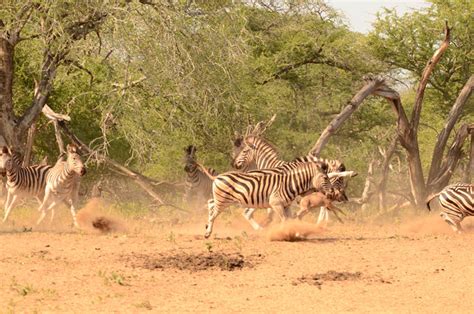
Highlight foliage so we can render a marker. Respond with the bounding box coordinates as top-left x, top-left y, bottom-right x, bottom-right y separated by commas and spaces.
1, 0, 471, 205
